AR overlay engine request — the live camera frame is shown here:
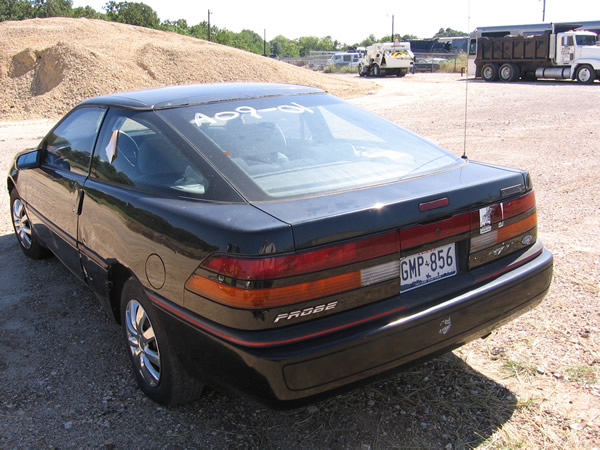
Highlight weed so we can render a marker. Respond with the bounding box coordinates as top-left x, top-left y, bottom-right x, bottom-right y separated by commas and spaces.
566, 365, 599, 384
